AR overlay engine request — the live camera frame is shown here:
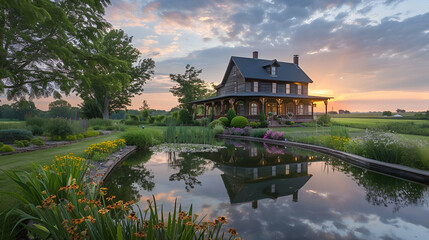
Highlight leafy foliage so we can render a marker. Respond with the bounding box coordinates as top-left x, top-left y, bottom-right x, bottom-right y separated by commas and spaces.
0, 129, 33, 143
121, 129, 163, 149
226, 109, 236, 123
49, 100, 73, 118
169, 65, 215, 113
45, 119, 73, 138
230, 116, 249, 128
